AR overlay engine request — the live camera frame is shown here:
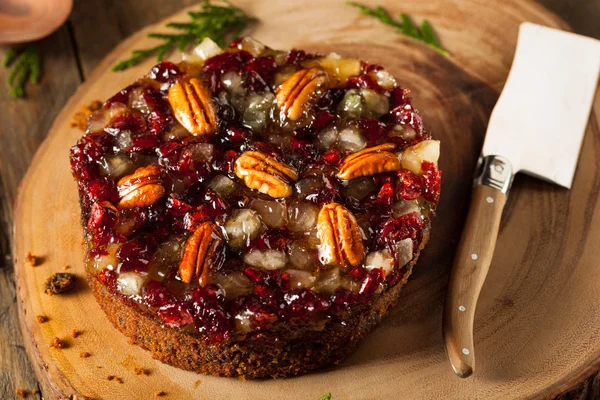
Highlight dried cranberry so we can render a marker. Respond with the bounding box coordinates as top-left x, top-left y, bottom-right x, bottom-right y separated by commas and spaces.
224, 126, 249, 146
248, 228, 293, 252
149, 61, 182, 84
391, 103, 423, 134
130, 134, 159, 152
286, 49, 308, 64
166, 195, 193, 217
143, 87, 171, 135
390, 87, 409, 109
157, 302, 194, 328
329, 289, 358, 315
203, 51, 253, 91
244, 56, 277, 91
312, 110, 335, 131
377, 182, 395, 207
243, 268, 263, 284
104, 85, 135, 107
323, 149, 342, 165
105, 111, 147, 135
421, 161, 442, 203
87, 201, 119, 246
97, 268, 117, 288
280, 289, 330, 321
346, 74, 380, 90
347, 265, 367, 280
204, 190, 230, 217
358, 118, 387, 145
116, 239, 155, 272
85, 177, 119, 205
397, 170, 423, 200
213, 149, 238, 175
190, 285, 232, 342
376, 212, 424, 251
183, 206, 211, 232
316, 89, 345, 110
359, 268, 384, 300
143, 280, 171, 307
